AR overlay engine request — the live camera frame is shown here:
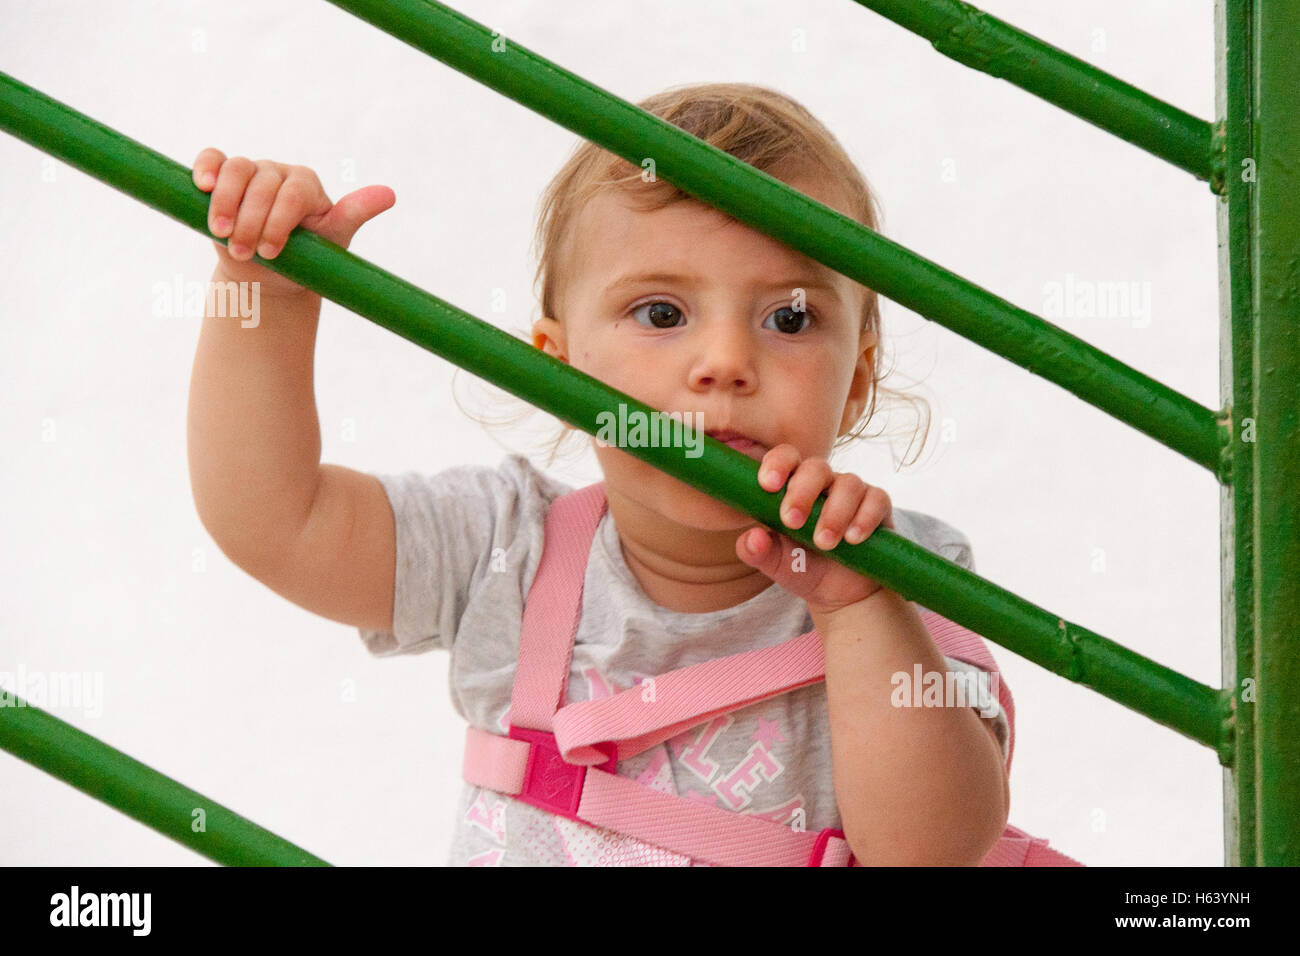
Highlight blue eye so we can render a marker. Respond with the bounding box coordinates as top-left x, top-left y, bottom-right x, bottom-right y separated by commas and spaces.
631, 301, 684, 329
764, 306, 813, 334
